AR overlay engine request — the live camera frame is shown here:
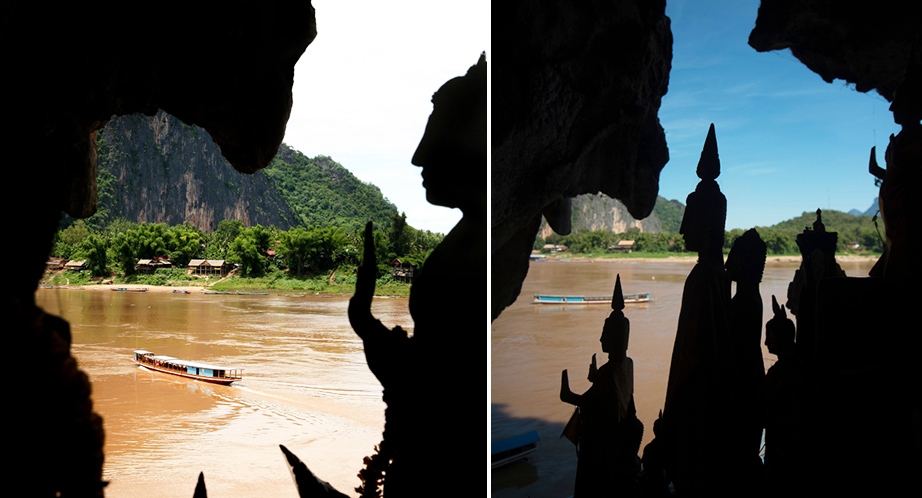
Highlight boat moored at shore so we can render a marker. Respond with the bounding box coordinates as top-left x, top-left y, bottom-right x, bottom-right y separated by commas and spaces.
492, 431, 540, 469
134, 350, 243, 385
